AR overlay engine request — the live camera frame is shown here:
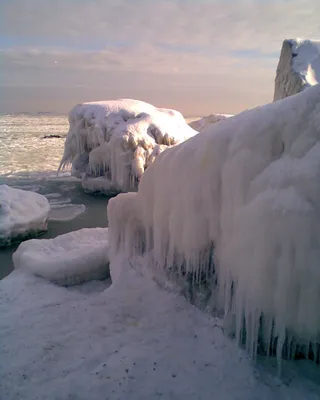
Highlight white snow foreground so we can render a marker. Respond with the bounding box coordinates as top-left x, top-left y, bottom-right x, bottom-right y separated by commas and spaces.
59, 99, 197, 194
13, 228, 109, 286
189, 113, 232, 131
108, 85, 320, 363
0, 185, 50, 247
274, 38, 320, 101
1, 258, 319, 400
